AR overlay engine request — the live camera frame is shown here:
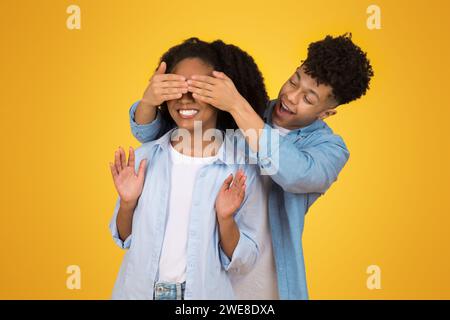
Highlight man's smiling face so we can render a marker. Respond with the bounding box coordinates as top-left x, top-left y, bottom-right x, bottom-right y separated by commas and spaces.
272, 65, 339, 130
